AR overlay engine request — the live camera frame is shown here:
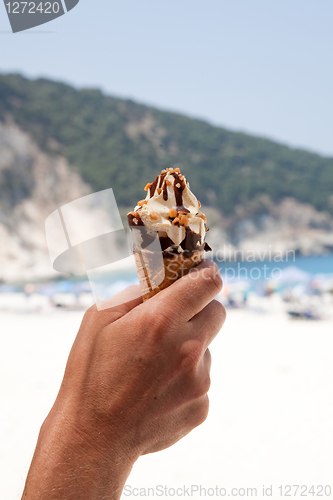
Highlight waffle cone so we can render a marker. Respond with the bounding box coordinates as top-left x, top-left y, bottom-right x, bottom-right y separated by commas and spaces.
134, 250, 204, 301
